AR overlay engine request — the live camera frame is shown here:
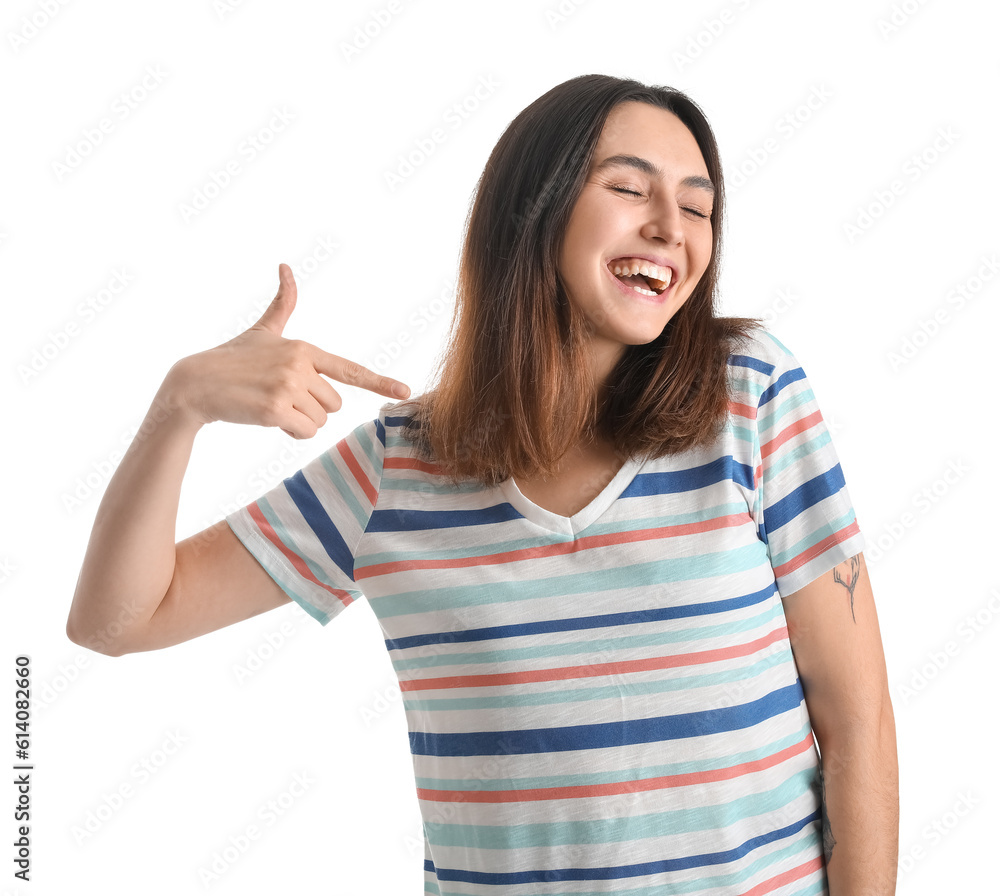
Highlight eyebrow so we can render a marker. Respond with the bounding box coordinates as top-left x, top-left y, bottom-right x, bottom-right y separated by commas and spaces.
592, 153, 716, 196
